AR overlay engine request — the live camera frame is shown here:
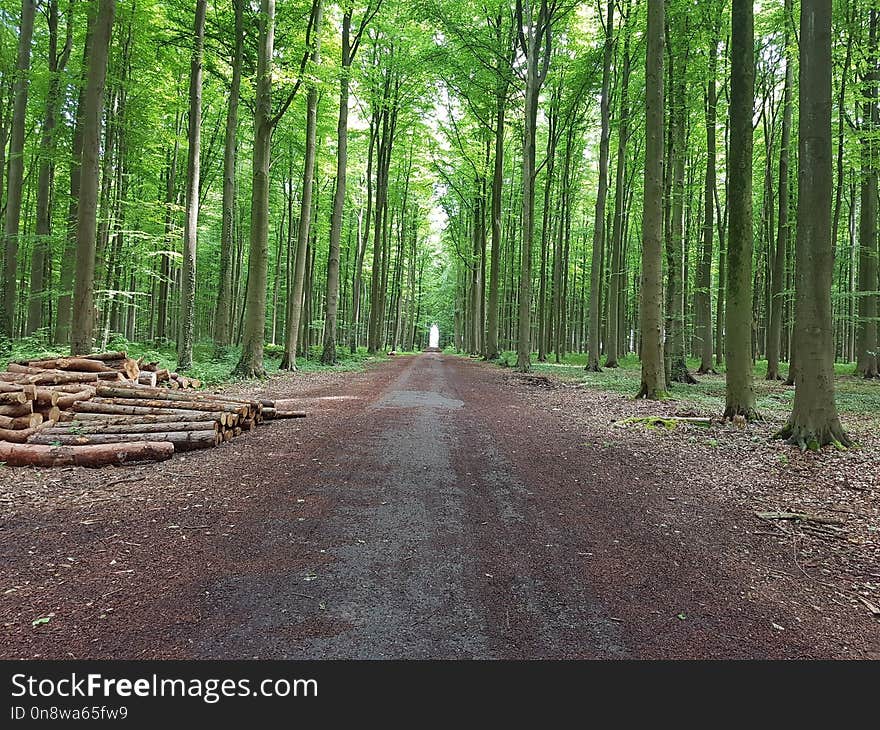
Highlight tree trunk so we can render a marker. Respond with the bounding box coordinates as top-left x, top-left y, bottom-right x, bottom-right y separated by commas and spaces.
586, 0, 614, 372
234, 0, 276, 377
637, 0, 666, 399
177, 0, 207, 371
777, 0, 849, 449
696, 24, 718, 374
723, 0, 757, 420
213, 0, 243, 356
282, 0, 322, 371
766, 0, 794, 381
1, 0, 36, 338
70, 0, 115, 355
856, 9, 879, 378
